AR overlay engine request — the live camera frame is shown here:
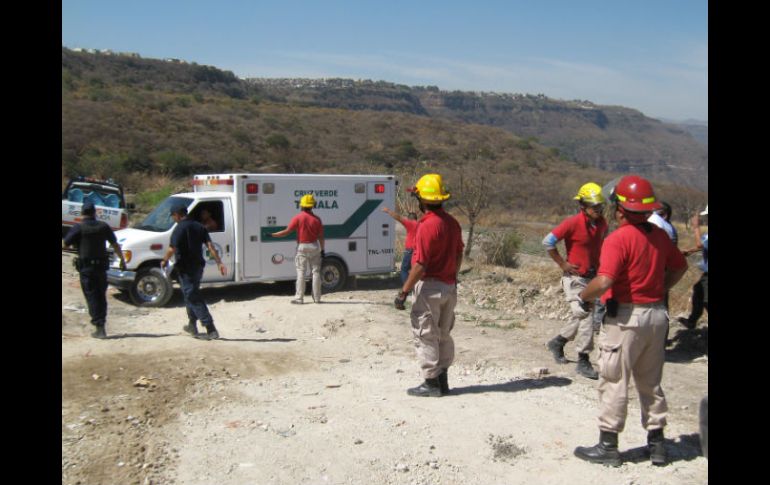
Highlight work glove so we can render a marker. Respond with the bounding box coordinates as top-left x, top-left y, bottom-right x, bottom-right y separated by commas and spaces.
119, 260, 126, 271
321, 250, 326, 259
394, 291, 408, 310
